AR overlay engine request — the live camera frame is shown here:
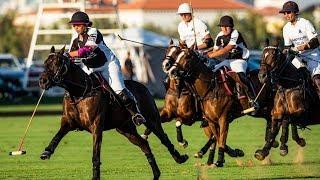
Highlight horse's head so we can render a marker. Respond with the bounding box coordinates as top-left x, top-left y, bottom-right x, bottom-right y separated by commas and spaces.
162, 40, 183, 73
39, 46, 70, 90
259, 39, 282, 83
167, 48, 200, 79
